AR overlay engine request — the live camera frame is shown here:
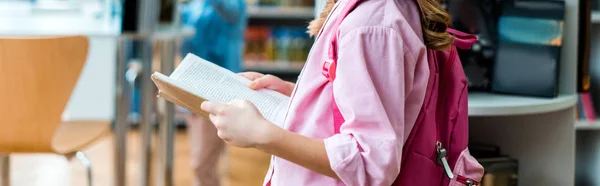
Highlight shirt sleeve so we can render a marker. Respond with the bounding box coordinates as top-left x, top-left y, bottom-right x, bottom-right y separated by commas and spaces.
323, 26, 416, 186
205, 0, 246, 23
